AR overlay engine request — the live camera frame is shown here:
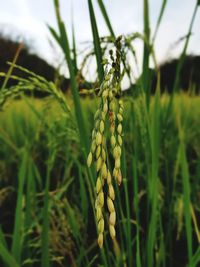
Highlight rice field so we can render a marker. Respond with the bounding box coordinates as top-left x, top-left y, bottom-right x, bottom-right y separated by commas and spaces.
0, 0, 200, 267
